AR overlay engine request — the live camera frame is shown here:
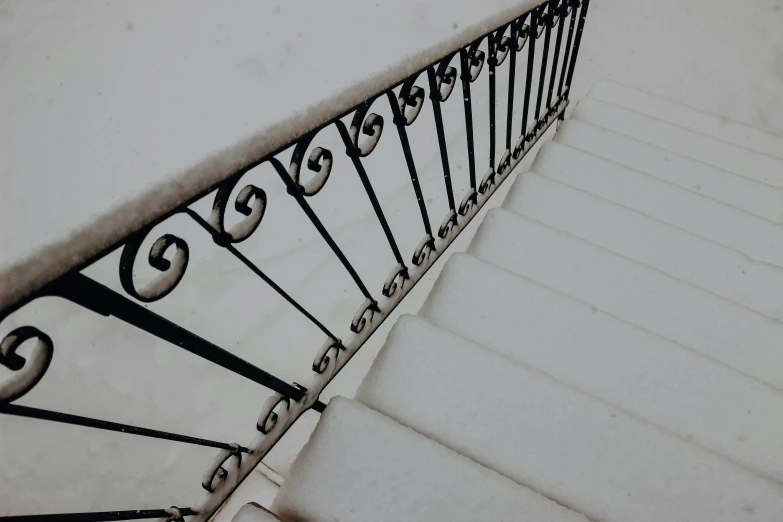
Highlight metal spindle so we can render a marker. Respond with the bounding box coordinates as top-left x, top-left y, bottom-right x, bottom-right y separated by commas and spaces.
334, 120, 407, 270
522, 13, 536, 139
45, 273, 307, 402
487, 33, 497, 173
0, 508, 197, 522
0, 403, 248, 452
426, 65, 457, 216
564, 0, 590, 91
386, 90, 433, 238
459, 47, 478, 194
546, 0, 567, 109
557, 0, 580, 97
184, 210, 342, 345
505, 22, 518, 152
271, 158, 376, 303
535, 2, 554, 120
